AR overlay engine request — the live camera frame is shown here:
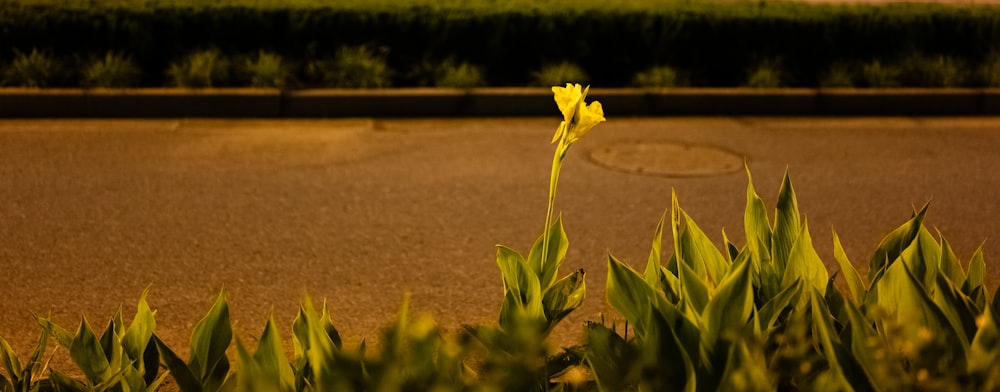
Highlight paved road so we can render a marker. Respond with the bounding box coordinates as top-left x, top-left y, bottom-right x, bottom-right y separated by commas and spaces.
1, 117, 1000, 361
